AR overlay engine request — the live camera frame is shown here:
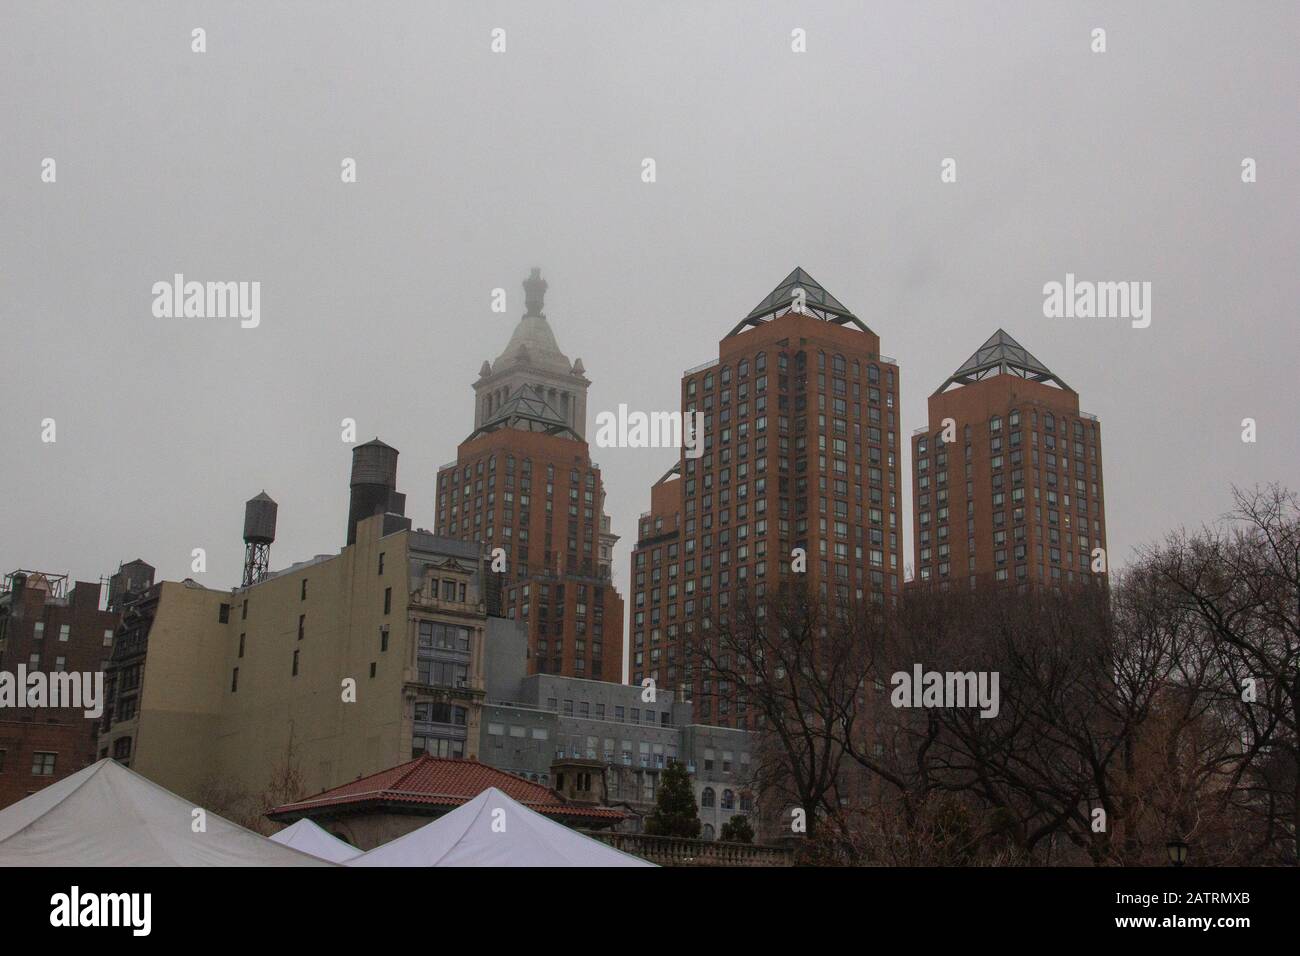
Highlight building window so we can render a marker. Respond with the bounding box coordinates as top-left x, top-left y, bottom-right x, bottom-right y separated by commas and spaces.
301, 579, 308, 600
292, 650, 300, 677
380, 627, 389, 652
412, 736, 465, 759
384, 588, 392, 615
231, 667, 239, 692
34, 622, 44, 640
378, 552, 385, 575
701, 787, 716, 808
238, 633, 245, 658
369, 662, 376, 678
242, 599, 248, 620
59, 624, 70, 642
416, 659, 467, 687
721, 789, 736, 810
113, 737, 132, 761
298, 614, 305, 640
218, 604, 230, 624
103, 629, 115, 647
32, 752, 56, 776
417, 622, 471, 651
